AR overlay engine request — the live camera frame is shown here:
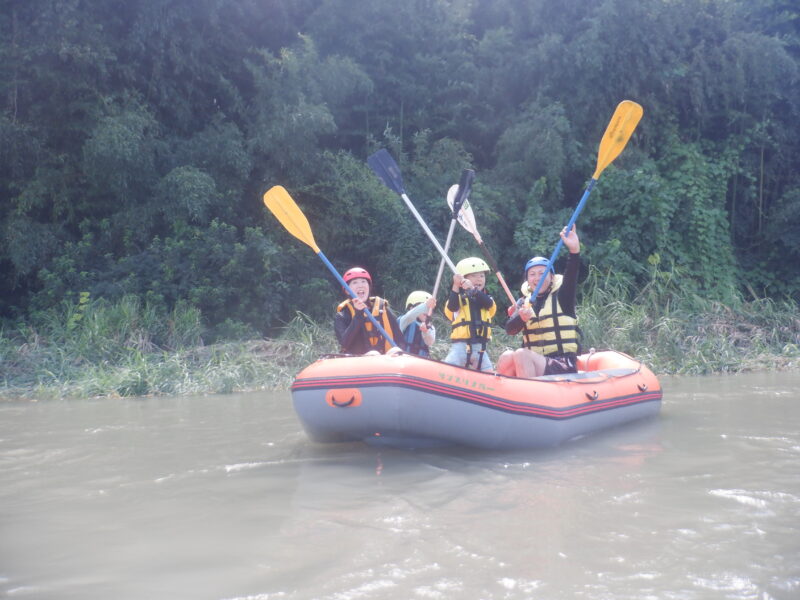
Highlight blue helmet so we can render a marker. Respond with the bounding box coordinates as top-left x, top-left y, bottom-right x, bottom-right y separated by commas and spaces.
524, 256, 553, 276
